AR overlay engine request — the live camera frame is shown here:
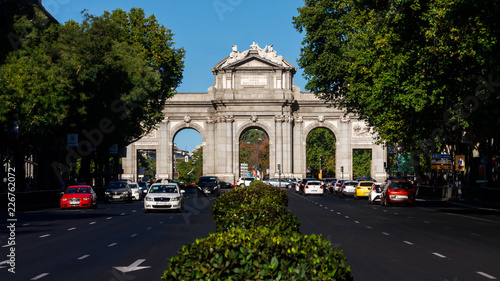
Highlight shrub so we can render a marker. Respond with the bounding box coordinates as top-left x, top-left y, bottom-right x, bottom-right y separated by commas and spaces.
212, 185, 288, 218
213, 198, 301, 233
163, 227, 353, 281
